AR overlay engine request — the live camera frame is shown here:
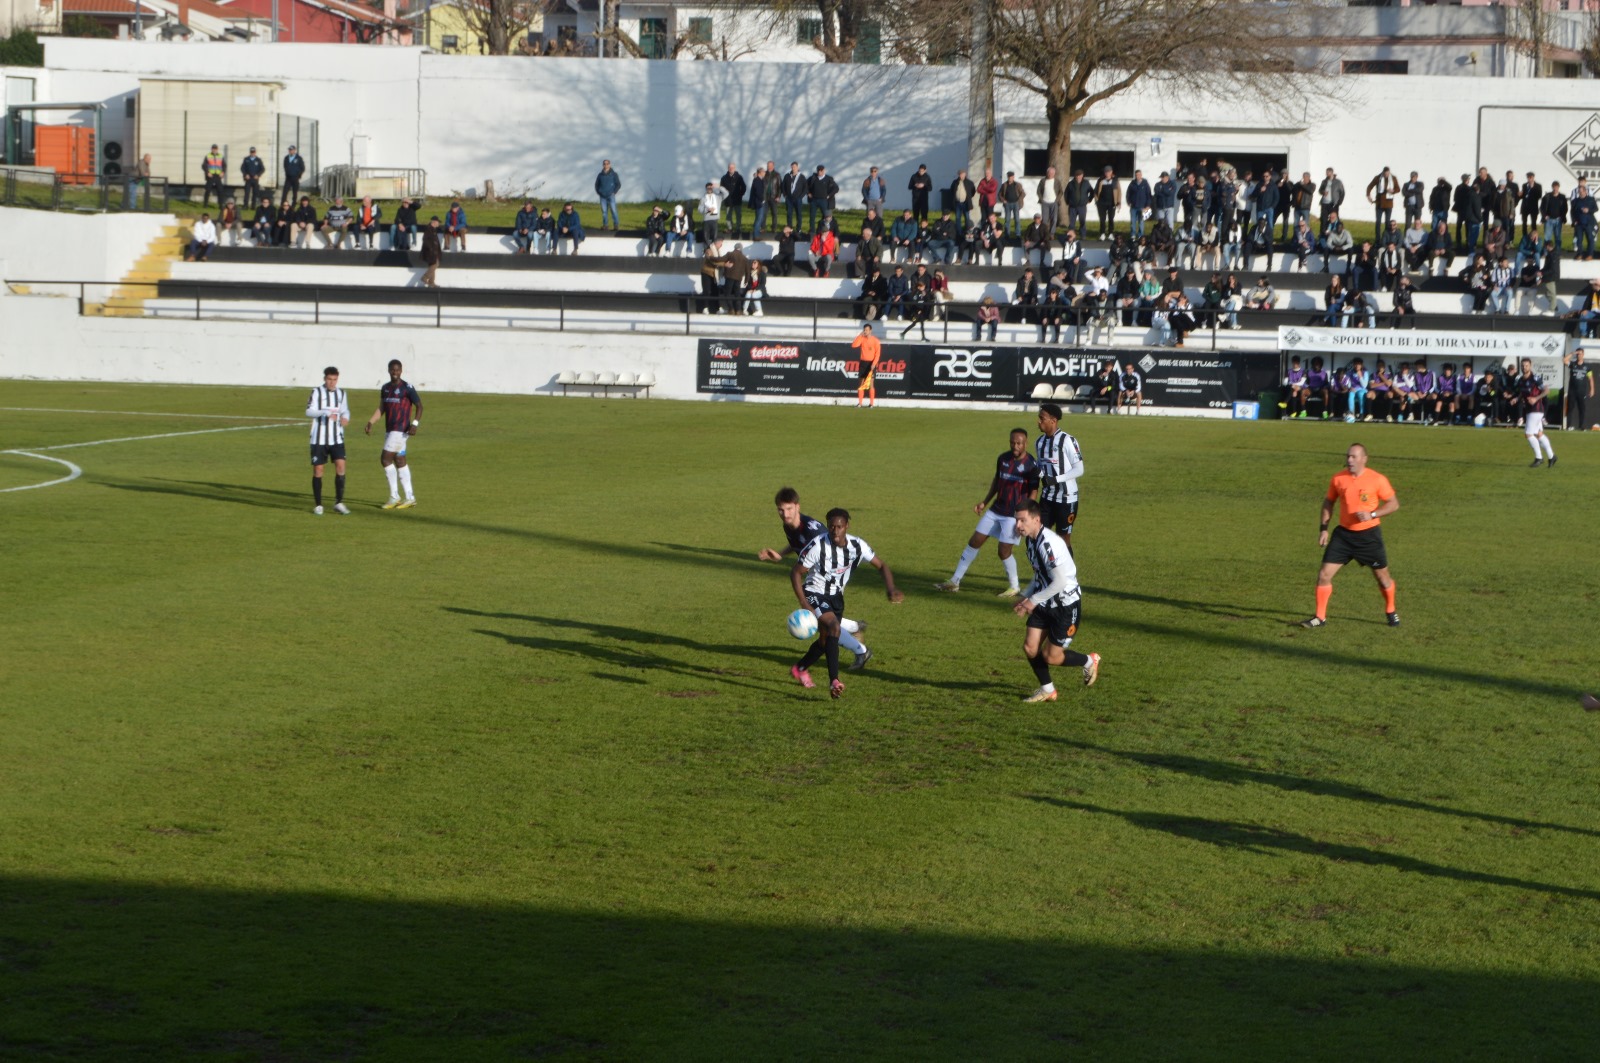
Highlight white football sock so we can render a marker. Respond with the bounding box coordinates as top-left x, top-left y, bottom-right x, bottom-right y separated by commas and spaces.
839, 618, 860, 634
951, 545, 980, 583
1541, 435, 1555, 458
1528, 435, 1543, 458
1002, 554, 1019, 587
397, 465, 415, 500
838, 629, 865, 655
384, 464, 399, 498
